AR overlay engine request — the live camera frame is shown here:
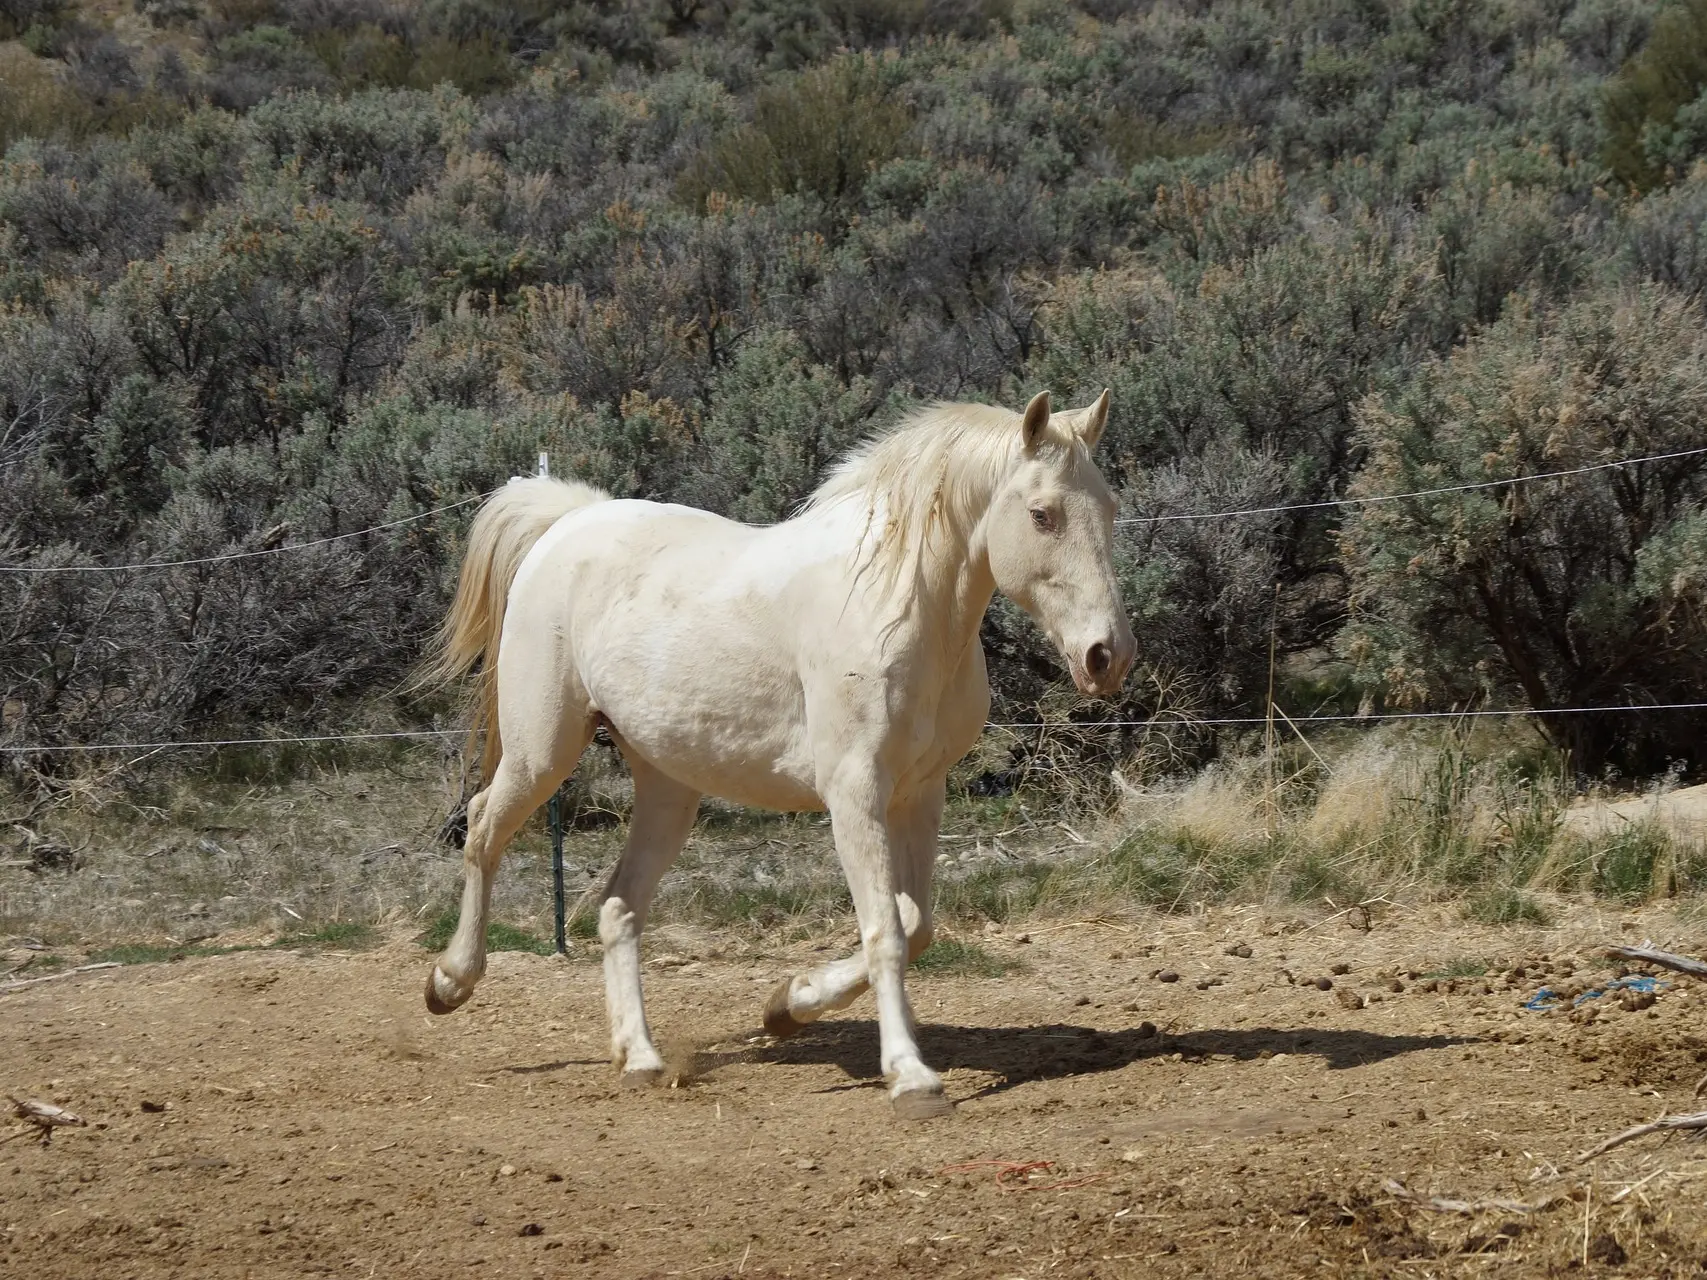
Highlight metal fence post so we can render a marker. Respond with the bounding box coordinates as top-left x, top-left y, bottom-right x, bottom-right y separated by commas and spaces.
536, 452, 569, 953
549, 786, 567, 954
